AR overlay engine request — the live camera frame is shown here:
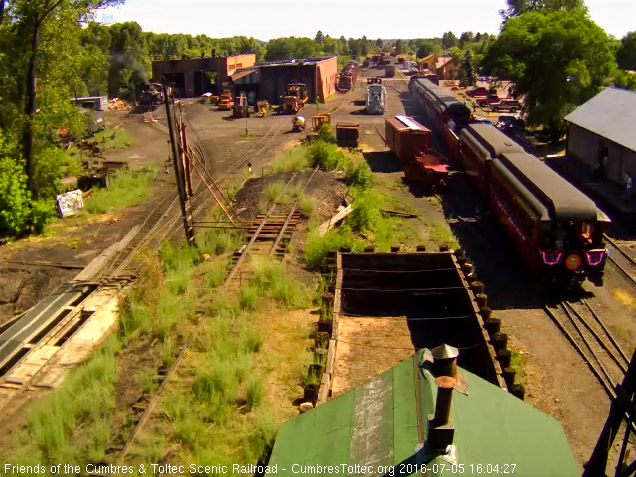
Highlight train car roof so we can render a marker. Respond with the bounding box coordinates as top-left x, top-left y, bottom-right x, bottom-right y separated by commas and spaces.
464, 123, 524, 157
498, 151, 601, 222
